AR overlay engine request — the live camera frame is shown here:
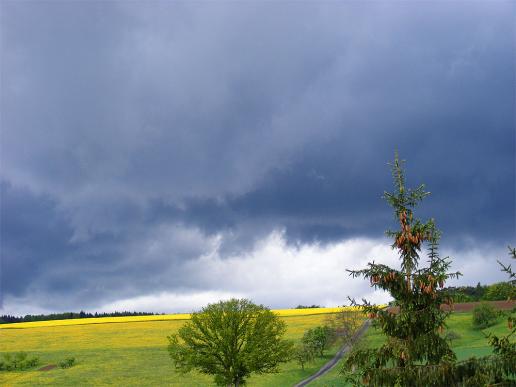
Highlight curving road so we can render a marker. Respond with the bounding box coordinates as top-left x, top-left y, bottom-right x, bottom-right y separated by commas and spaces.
293, 319, 372, 387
